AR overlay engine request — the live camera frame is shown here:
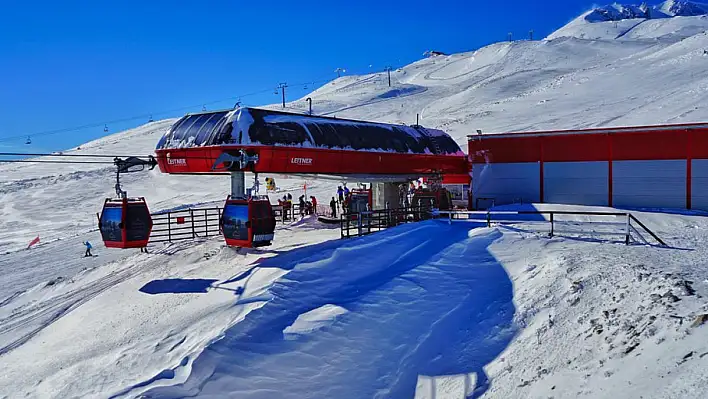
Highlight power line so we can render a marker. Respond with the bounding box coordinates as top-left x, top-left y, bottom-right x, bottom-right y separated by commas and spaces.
0, 152, 140, 158
0, 159, 115, 165
0, 75, 335, 144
